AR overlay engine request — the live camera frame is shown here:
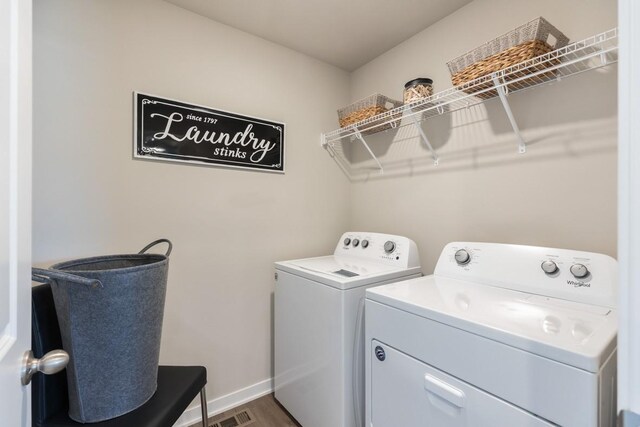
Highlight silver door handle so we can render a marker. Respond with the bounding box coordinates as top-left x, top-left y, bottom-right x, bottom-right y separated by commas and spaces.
21, 349, 69, 385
